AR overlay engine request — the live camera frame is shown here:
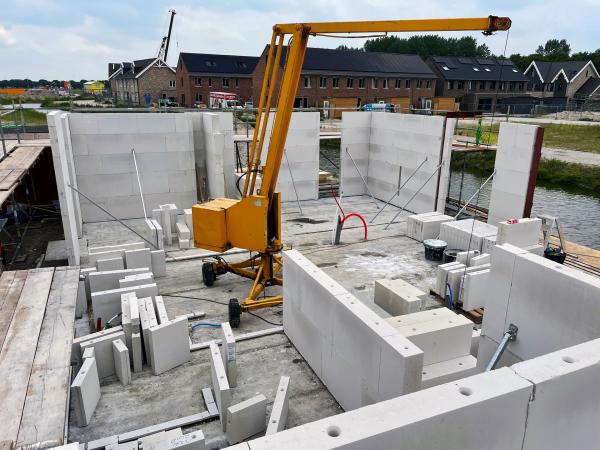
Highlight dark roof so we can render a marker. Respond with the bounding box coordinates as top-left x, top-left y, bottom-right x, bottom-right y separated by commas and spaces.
428, 56, 528, 82
180, 53, 259, 75
576, 77, 600, 97
272, 47, 435, 78
530, 60, 589, 82
109, 58, 168, 79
